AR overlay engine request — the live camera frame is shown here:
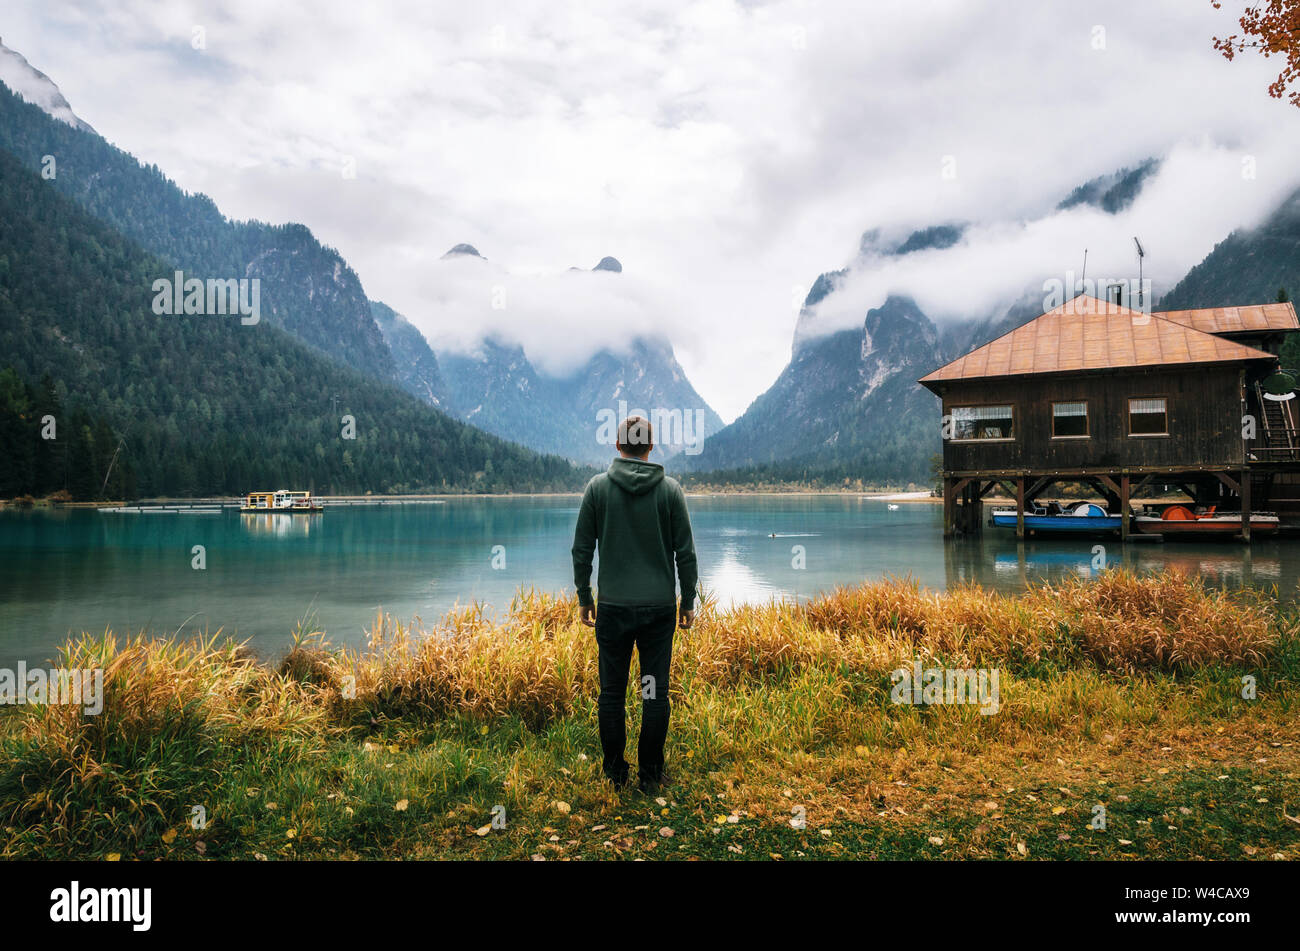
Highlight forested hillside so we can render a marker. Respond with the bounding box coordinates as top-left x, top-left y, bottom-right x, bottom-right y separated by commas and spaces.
0, 369, 130, 500
0, 149, 588, 498
1157, 184, 1300, 313
0, 83, 397, 382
